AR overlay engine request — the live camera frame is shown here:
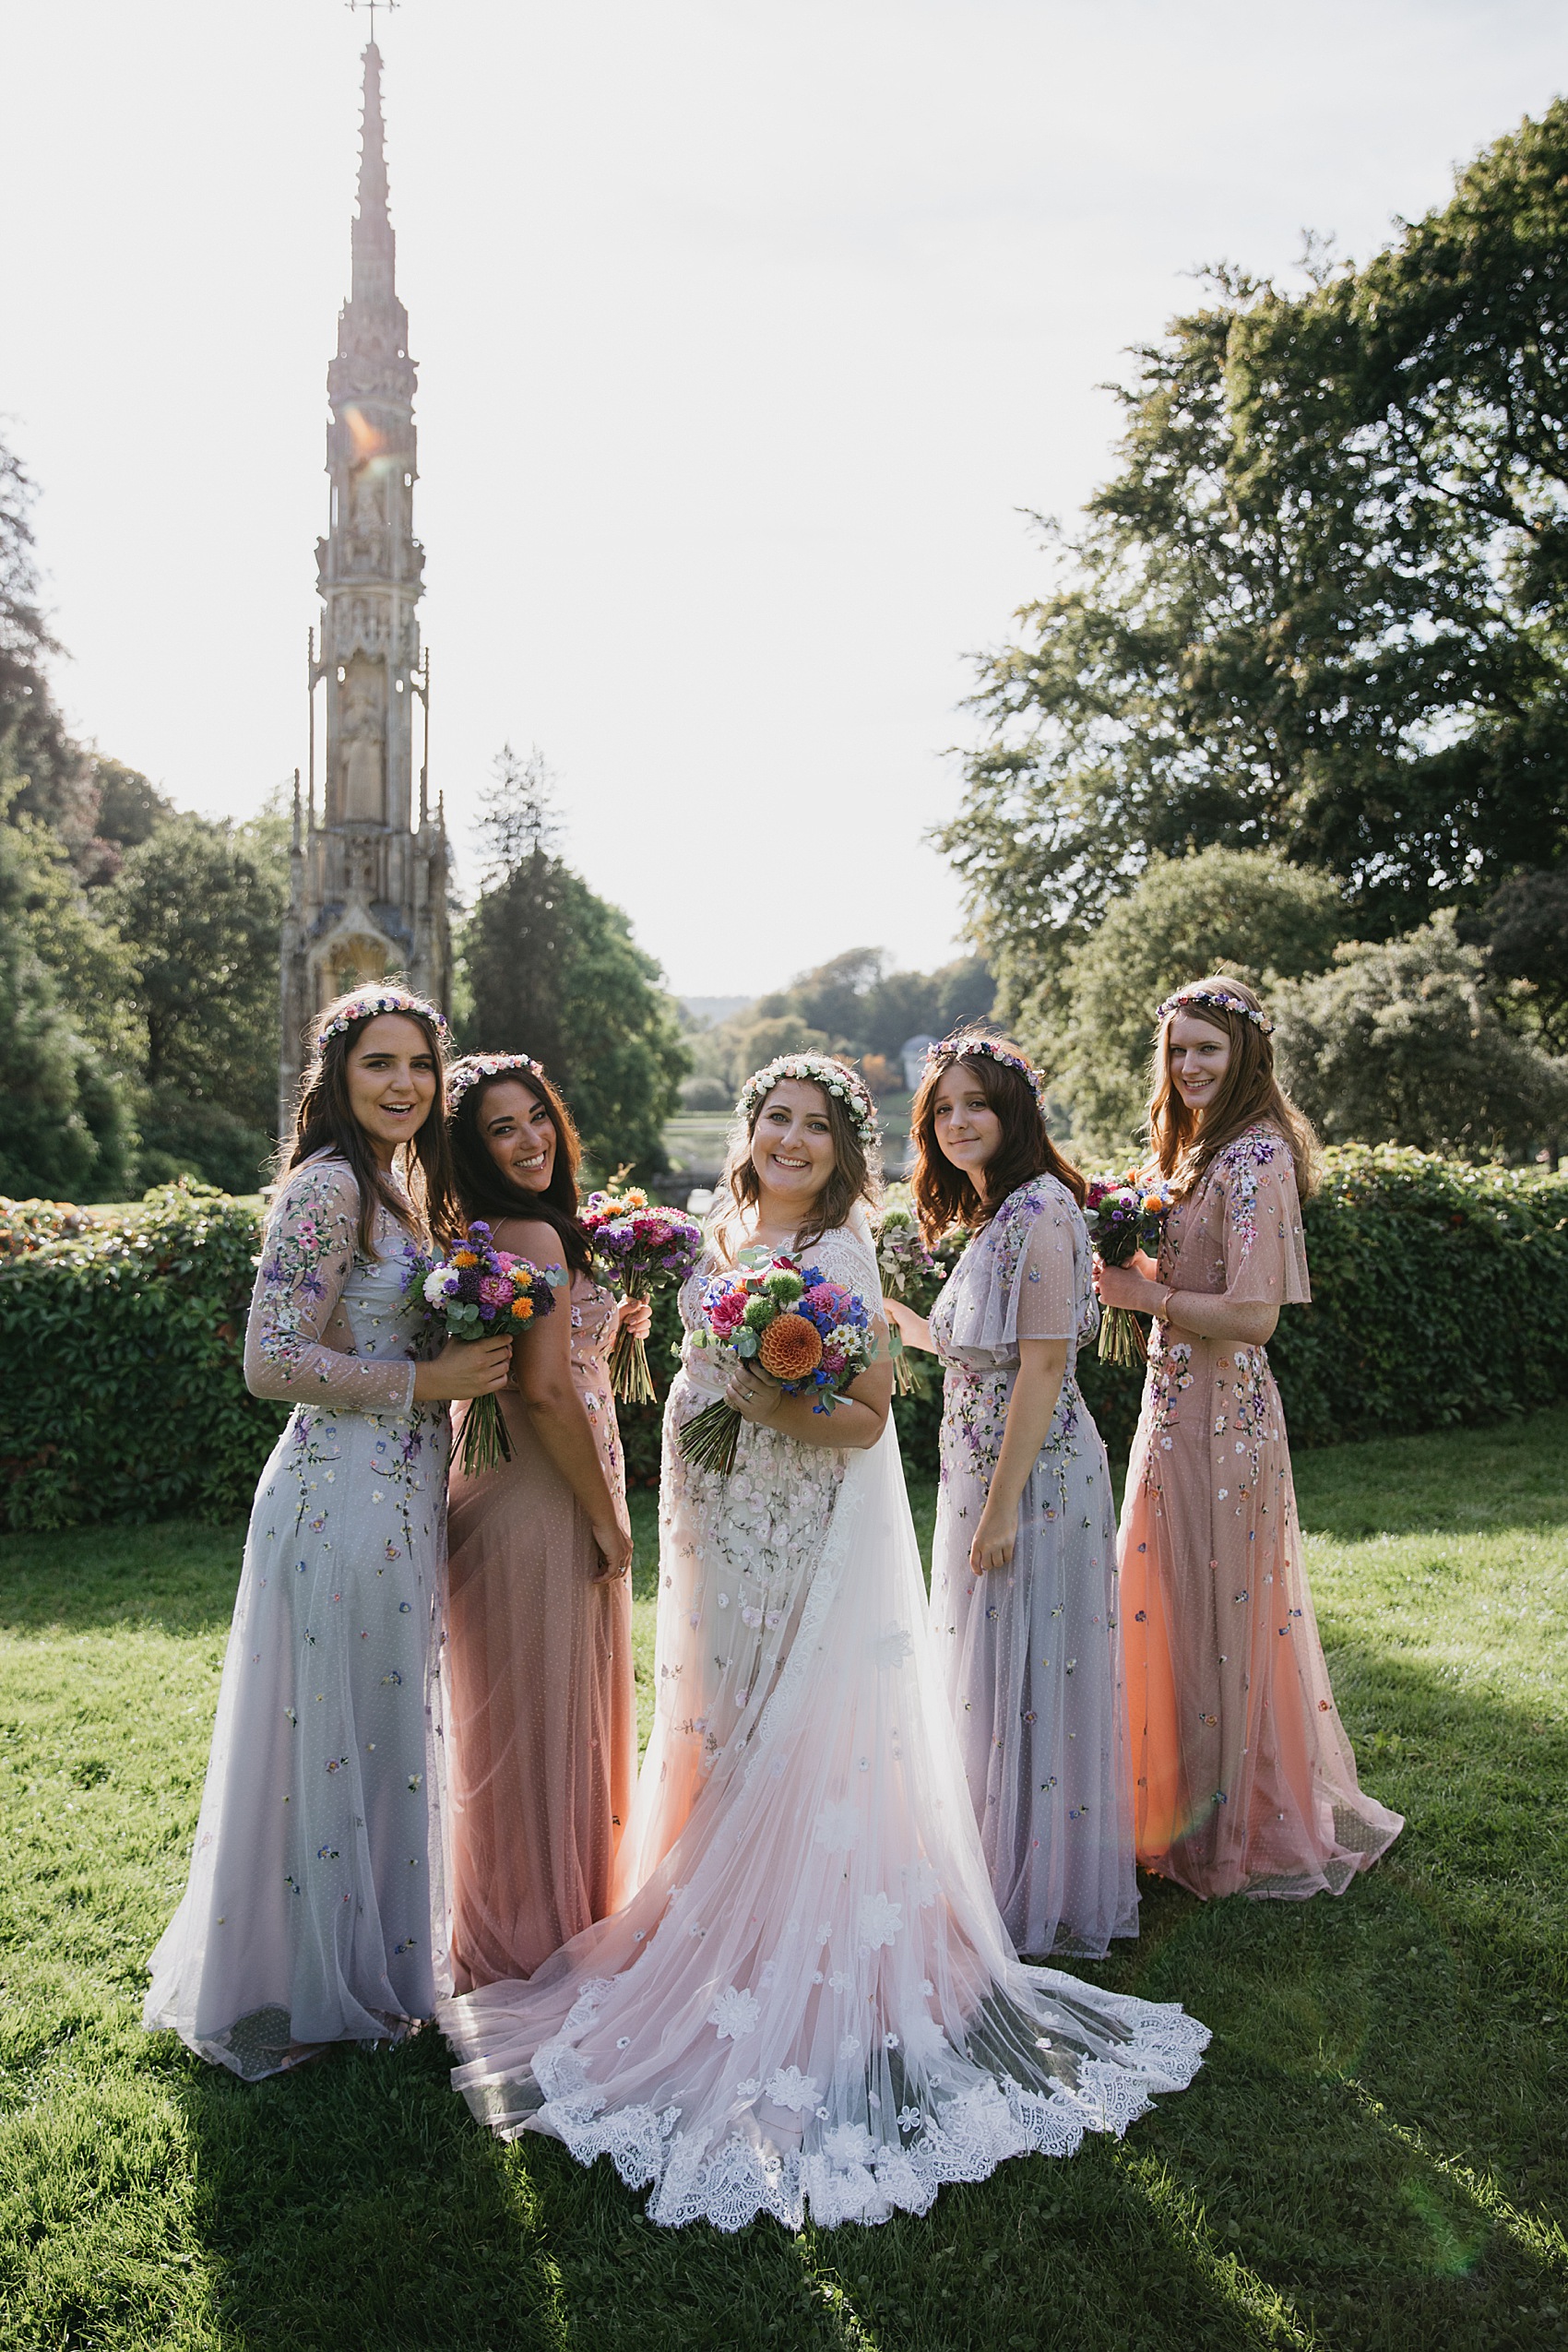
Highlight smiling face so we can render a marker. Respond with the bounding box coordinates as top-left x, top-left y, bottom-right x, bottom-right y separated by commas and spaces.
344, 1014, 437, 1165
477, 1077, 556, 1195
748, 1078, 837, 1221
930, 1062, 1004, 1186
1166, 1009, 1233, 1115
